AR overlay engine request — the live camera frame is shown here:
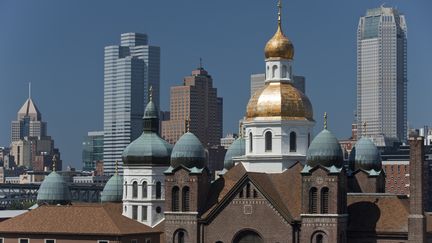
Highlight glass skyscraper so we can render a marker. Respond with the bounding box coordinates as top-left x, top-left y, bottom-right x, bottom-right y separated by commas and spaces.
357, 7, 407, 145
82, 131, 104, 171
103, 33, 160, 175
